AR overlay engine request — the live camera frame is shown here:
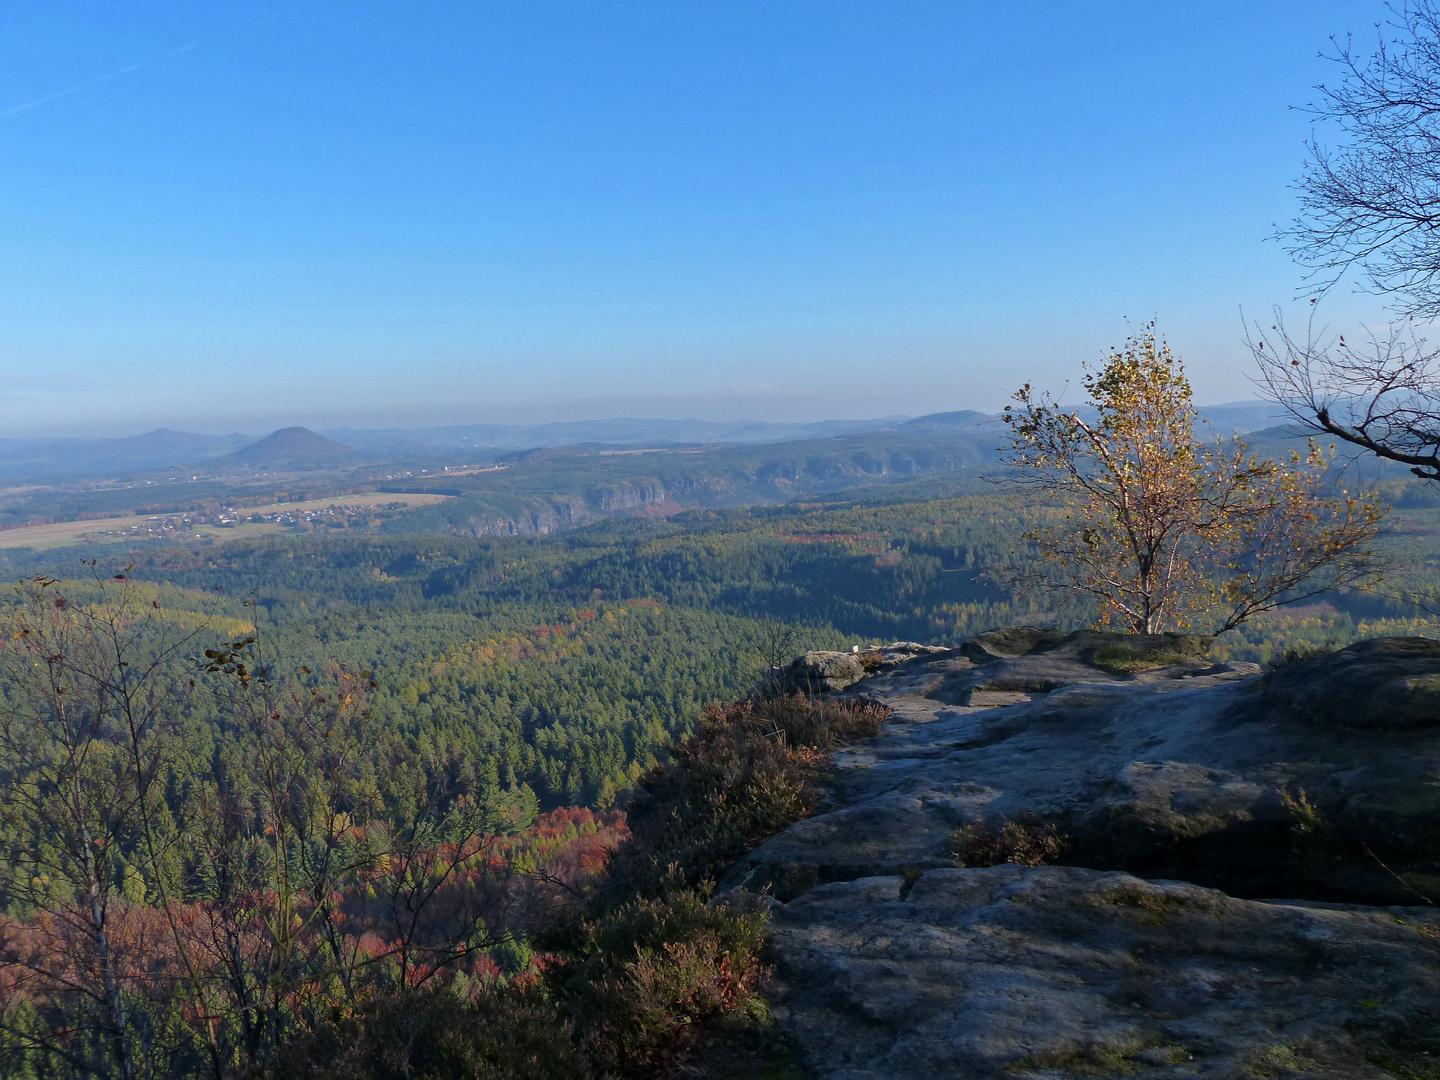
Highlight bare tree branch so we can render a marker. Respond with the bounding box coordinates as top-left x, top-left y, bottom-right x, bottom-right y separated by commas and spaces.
1247, 306, 1440, 480
1284, 1, 1440, 316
